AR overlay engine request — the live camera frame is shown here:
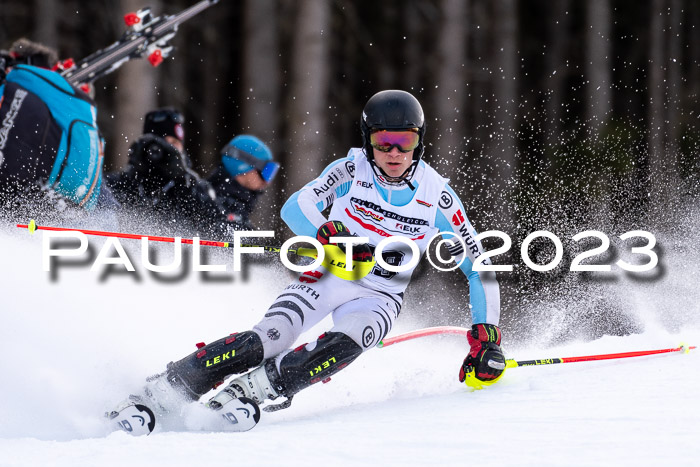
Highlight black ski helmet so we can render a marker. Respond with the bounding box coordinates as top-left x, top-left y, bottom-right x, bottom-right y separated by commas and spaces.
361, 90, 426, 162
